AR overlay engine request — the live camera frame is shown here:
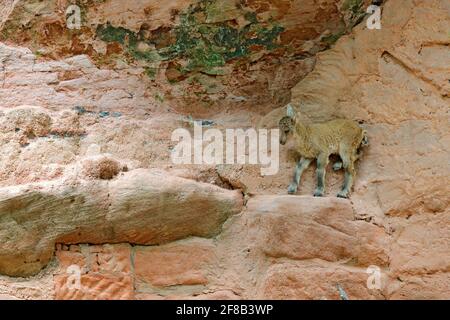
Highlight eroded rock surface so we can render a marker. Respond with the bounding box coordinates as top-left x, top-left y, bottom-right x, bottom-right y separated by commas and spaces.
0, 0, 448, 300
0, 169, 243, 276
